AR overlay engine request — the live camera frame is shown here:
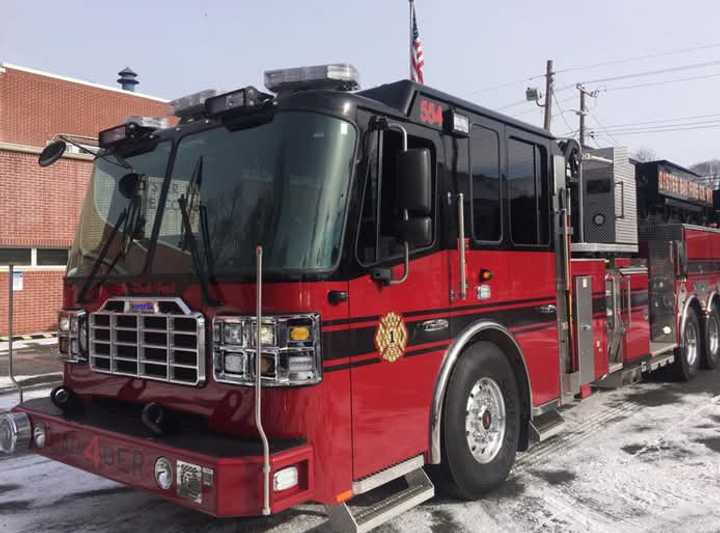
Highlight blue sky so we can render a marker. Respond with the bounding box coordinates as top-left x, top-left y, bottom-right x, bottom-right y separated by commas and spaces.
3, 0, 720, 166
